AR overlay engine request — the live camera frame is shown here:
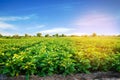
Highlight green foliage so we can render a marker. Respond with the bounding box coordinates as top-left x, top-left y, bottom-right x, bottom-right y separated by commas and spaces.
0, 34, 3, 37
12, 34, 20, 38
0, 37, 120, 77
25, 34, 31, 37
45, 34, 50, 37
54, 33, 59, 37
112, 53, 120, 72
36, 33, 42, 37
61, 34, 66, 37
72, 37, 120, 72
0, 38, 76, 76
